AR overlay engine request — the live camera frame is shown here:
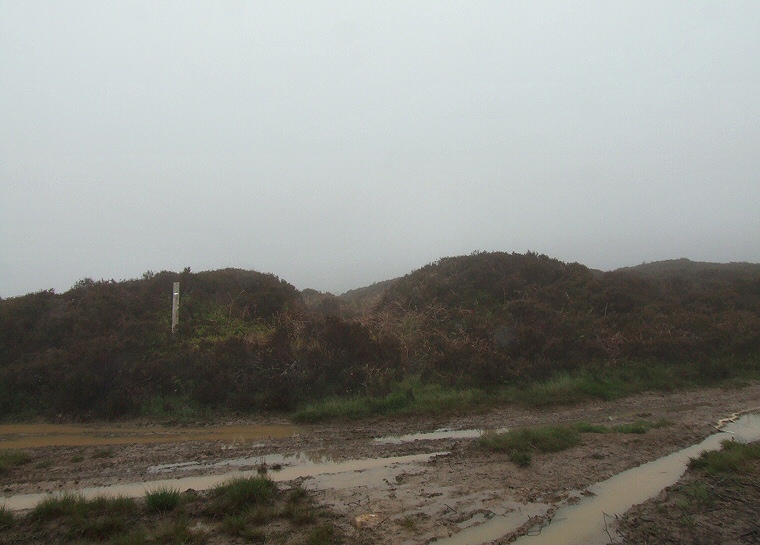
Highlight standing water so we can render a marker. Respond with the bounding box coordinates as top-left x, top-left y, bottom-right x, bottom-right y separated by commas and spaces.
436, 412, 760, 545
